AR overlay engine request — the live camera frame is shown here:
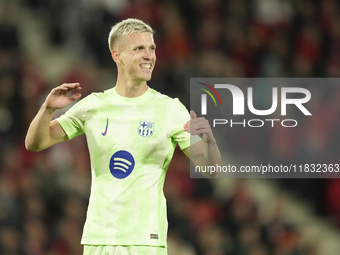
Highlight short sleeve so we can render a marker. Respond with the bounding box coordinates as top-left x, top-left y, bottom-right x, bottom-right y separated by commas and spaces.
56, 95, 91, 140
169, 98, 201, 150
